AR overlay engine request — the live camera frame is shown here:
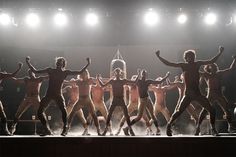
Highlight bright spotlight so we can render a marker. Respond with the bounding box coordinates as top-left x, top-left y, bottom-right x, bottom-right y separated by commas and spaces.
0, 13, 11, 26
85, 13, 98, 26
54, 12, 68, 27
144, 10, 159, 26
204, 13, 217, 25
177, 14, 187, 24
25, 13, 40, 28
